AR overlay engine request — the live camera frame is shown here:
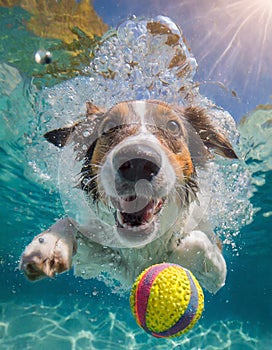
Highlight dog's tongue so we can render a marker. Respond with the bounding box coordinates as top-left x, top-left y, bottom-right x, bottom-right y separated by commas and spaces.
123, 200, 155, 225
116, 197, 164, 228
119, 195, 150, 214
